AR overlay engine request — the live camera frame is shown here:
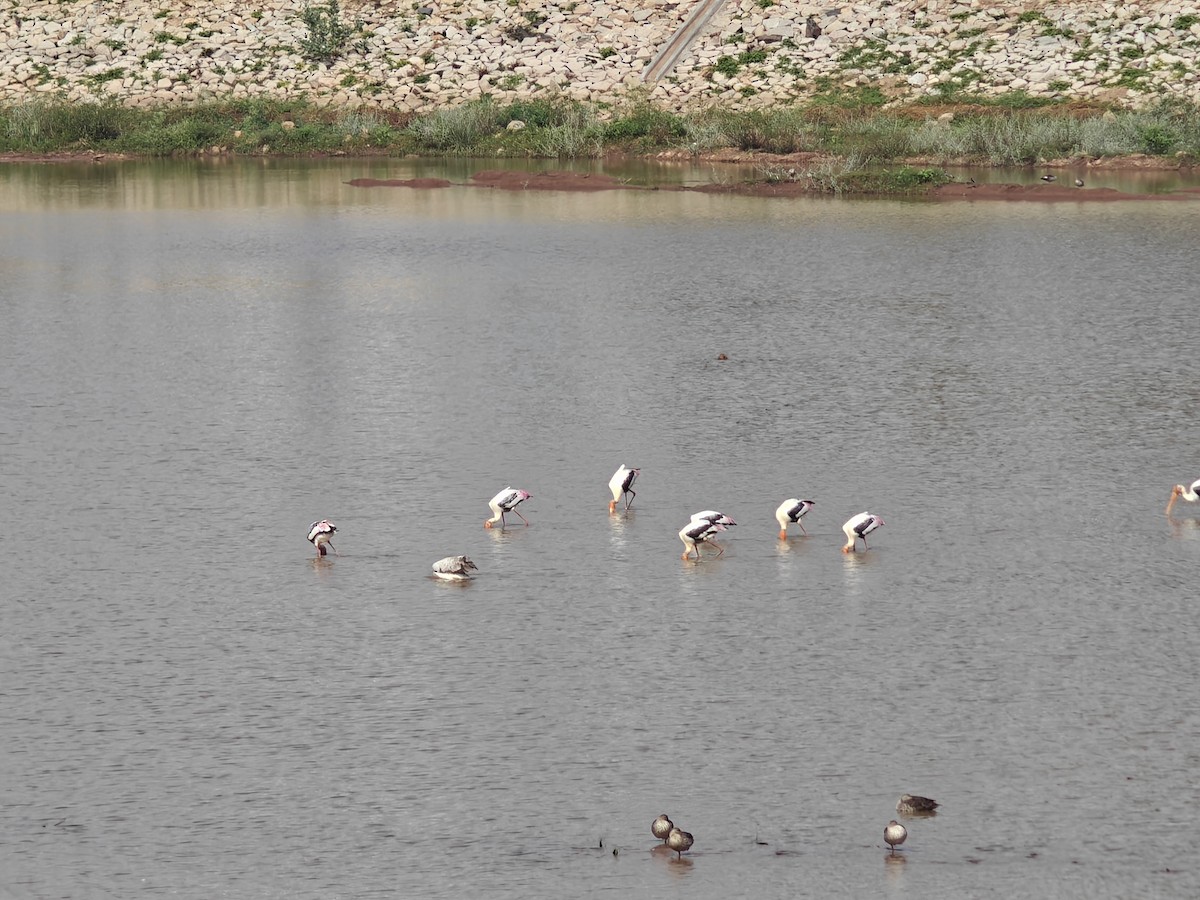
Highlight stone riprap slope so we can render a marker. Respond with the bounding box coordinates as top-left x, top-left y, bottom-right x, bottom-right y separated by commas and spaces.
3, 0, 1198, 111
